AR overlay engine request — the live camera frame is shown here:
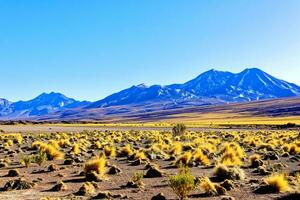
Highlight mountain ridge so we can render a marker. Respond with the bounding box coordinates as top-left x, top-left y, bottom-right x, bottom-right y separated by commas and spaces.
88, 68, 300, 108
1, 68, 300, 120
